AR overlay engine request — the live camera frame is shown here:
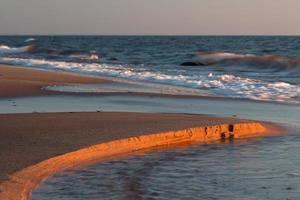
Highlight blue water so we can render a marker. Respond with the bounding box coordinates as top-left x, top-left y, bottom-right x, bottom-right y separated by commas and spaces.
32, 133, 300, 200
0, 36, 299, 103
